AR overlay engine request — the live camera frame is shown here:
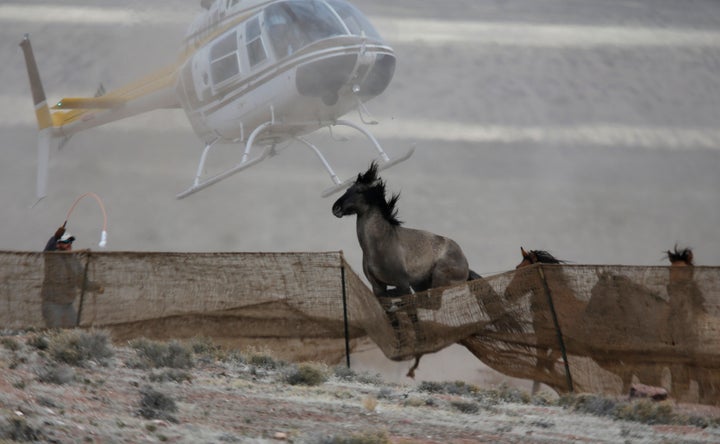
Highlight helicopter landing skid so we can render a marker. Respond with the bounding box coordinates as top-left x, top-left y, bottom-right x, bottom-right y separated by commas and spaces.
176, 121, 275, 199
176, 119, 414, 199
318, 120, 415, 198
